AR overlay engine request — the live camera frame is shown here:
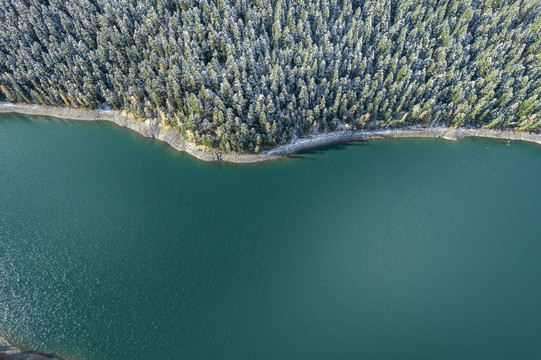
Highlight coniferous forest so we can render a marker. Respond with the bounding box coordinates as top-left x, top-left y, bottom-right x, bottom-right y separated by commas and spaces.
1, 0, 540, 152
